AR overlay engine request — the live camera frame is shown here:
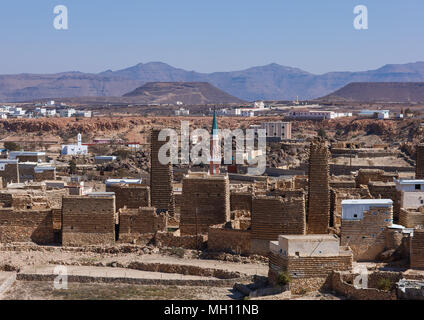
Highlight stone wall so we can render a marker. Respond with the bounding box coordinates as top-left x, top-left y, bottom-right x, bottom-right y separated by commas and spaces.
150, 129, 175, 216
0, 208, 55, 244
119, 207, 167, 242
251, 192, 305, 254
230, 192, 252, 212
208, 223, 250, 255
0, 162, 19, 186
62, 195, 116, 246
307, 140, 330, 234
411, 230, 424, 269
330, 187, 371, 230
341, 206, 393, 261
268, 250, 353, 286
399, 208, 424, 228
34, 169, 56, 182
106, 184, 150, 210
368, 182, 401, 223
180, 173, 230, 235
